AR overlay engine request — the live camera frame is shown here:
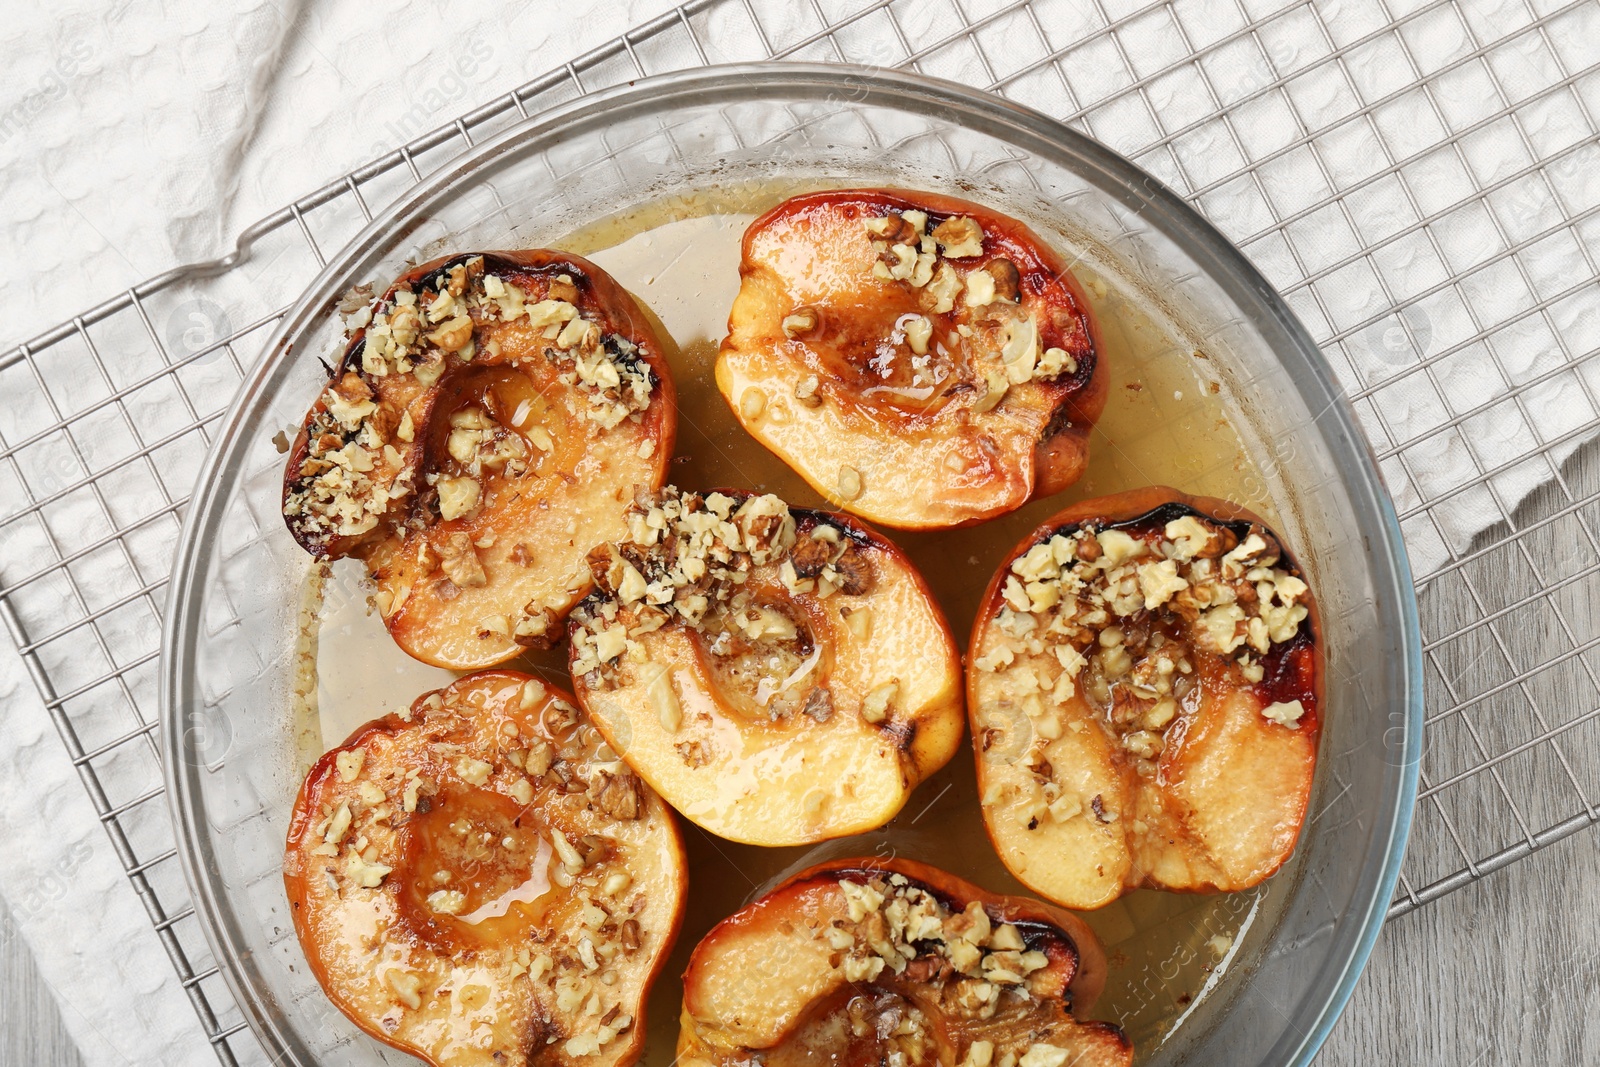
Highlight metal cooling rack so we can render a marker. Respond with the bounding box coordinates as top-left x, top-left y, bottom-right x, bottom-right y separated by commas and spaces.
1, 0, 1598, 1060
